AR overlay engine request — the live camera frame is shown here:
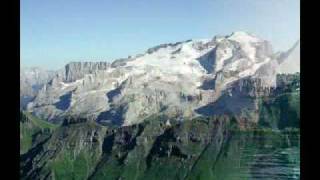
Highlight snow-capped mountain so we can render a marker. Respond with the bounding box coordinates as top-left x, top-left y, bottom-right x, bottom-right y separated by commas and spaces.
24, 32, 300, 126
